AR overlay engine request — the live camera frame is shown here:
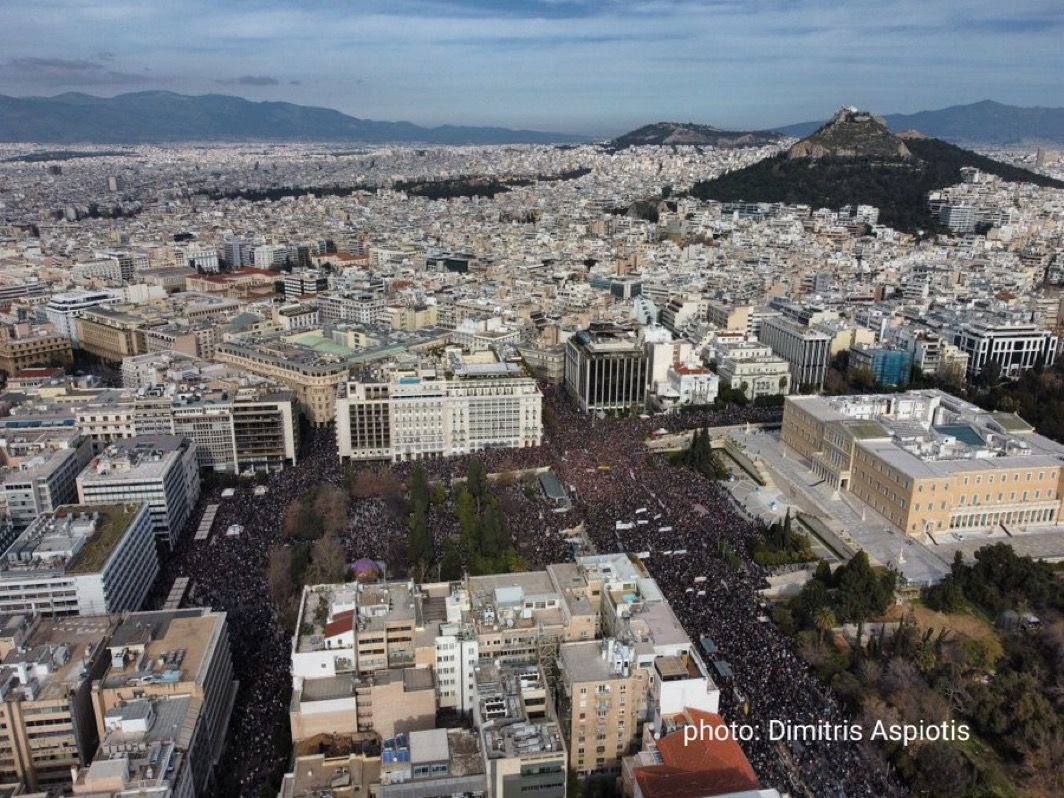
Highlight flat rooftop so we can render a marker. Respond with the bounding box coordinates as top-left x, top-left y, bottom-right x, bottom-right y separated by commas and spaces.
0, 504, 145, 577
103, 609, 221, 689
